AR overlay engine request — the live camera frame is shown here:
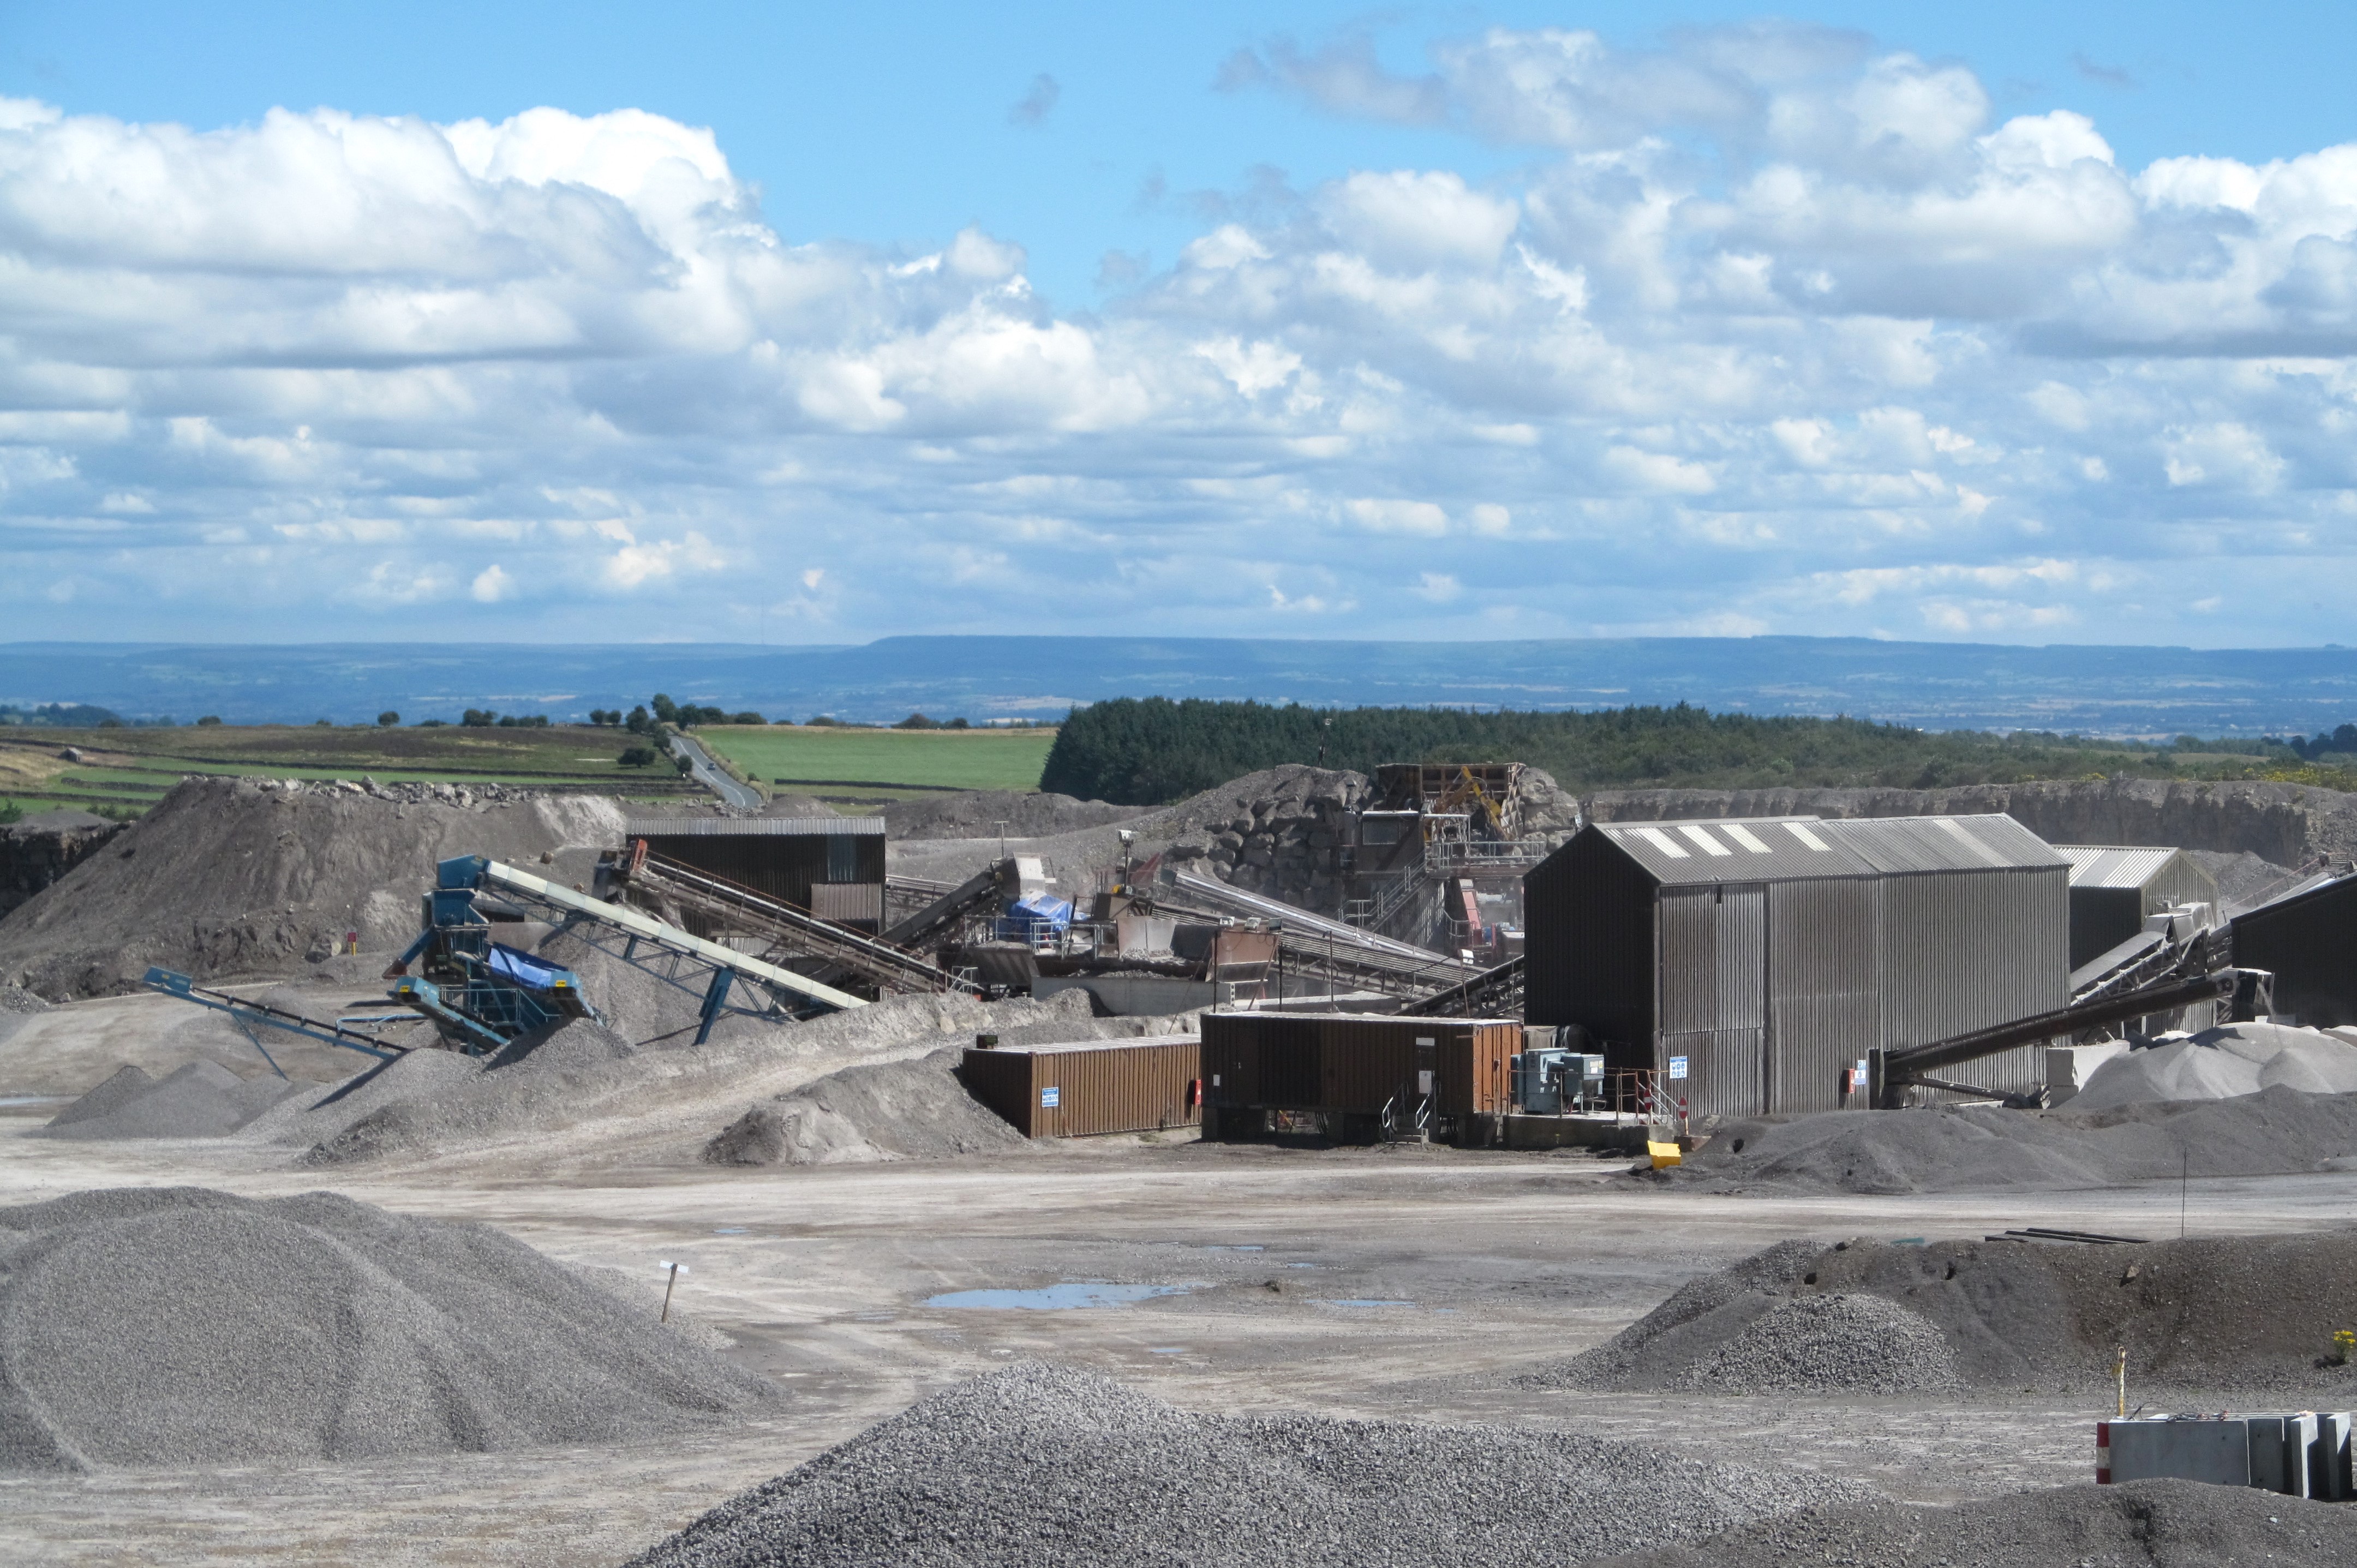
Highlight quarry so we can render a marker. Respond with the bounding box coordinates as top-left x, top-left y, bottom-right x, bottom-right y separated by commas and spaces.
8, 757, 2357, 1565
